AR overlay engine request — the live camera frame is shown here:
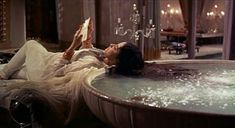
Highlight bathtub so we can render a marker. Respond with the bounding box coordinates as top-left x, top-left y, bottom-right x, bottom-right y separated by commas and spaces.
82, 60, 235, 128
